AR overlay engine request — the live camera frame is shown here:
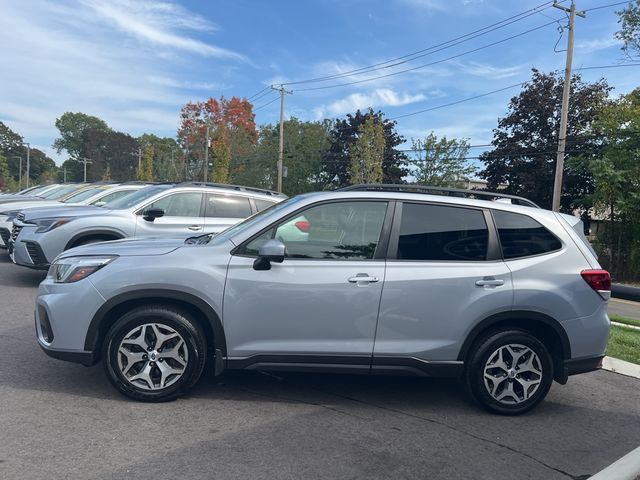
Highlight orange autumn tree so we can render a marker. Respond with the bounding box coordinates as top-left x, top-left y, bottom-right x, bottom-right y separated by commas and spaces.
177, 96, 257, 183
